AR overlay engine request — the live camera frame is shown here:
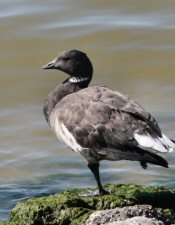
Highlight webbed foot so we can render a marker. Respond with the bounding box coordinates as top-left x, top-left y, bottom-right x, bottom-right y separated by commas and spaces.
80, 188, 111, 197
